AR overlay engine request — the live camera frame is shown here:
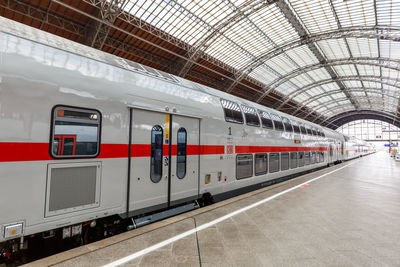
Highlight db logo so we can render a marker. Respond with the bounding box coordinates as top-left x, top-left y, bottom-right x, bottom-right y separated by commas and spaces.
226, 145, 234, 154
